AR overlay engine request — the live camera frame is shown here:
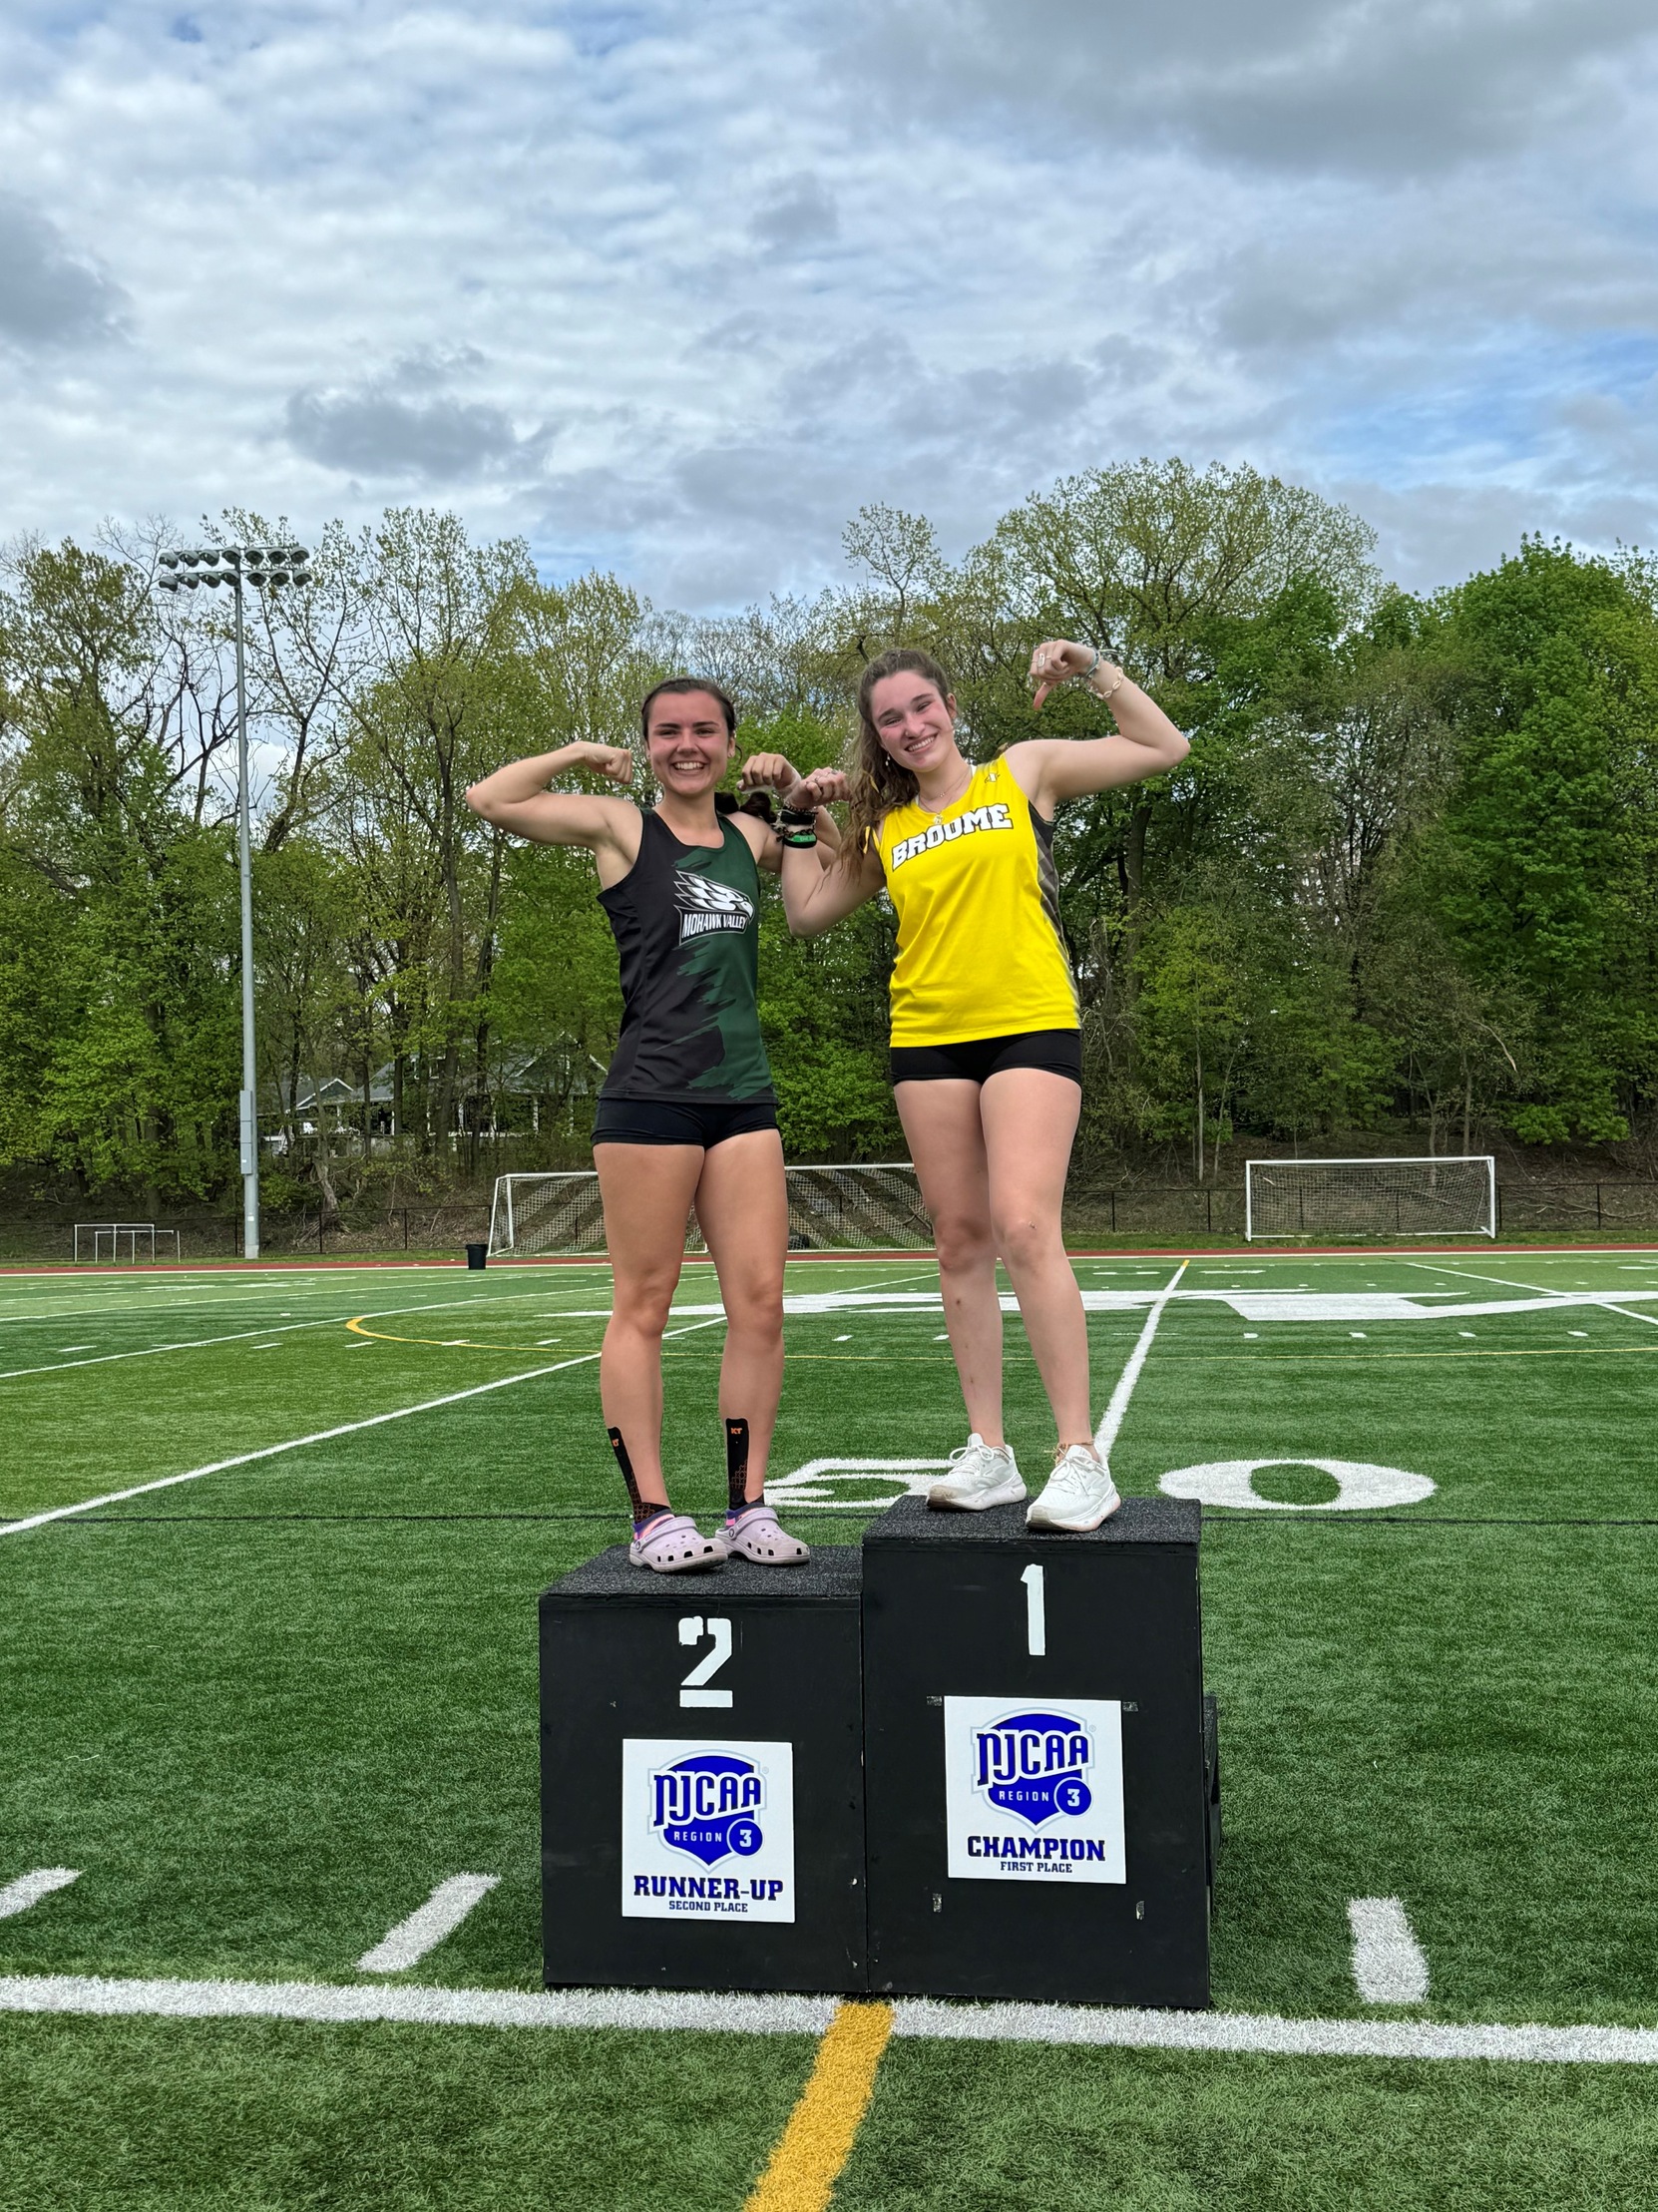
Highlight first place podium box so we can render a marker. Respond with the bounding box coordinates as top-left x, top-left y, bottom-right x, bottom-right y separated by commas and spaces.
862, 1495, 1212, 2008
540, 1546, 866, 1993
